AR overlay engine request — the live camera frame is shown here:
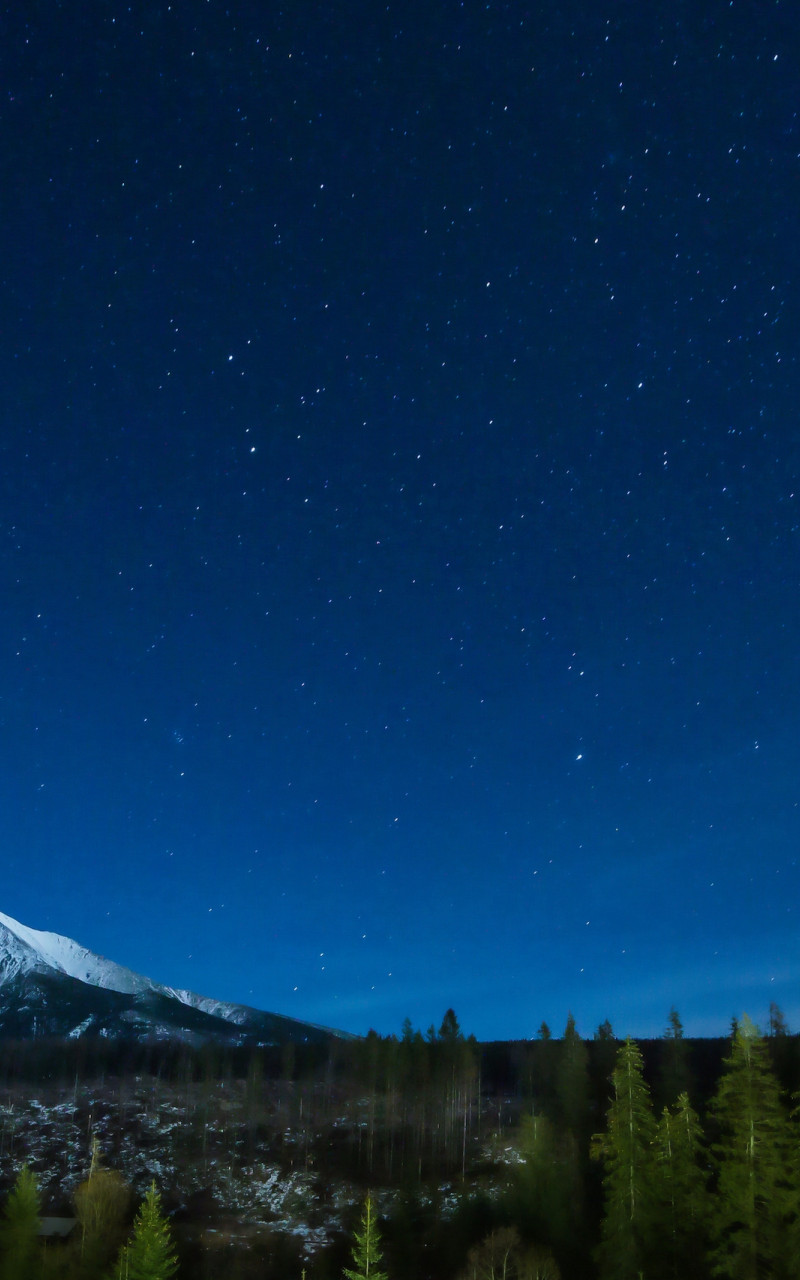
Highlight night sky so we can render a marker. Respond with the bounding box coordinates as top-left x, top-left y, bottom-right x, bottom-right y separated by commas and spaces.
3, 1, 799, 1041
